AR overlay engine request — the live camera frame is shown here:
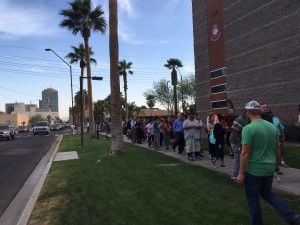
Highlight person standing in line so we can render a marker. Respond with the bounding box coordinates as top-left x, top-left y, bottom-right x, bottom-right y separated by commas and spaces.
206, 109, 219, 125
237, 100, 300, 225
172, 112, 185, 154
183, 112, 202, 161
135, 118, 143, 144
130, 117, 137, 143
126, 118, 132, 140
159, 119, 164, 147
162, 119, 171, 150
271, 110, 288, 168
153, 116, 161, 150
260, 103, 273, 123
225, 108, 238, 157
207, 114, 216, 160
211, 121, 228, 168
229, 110, 248, 180
146, 120, 154, 147
195, 114, 204, 154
